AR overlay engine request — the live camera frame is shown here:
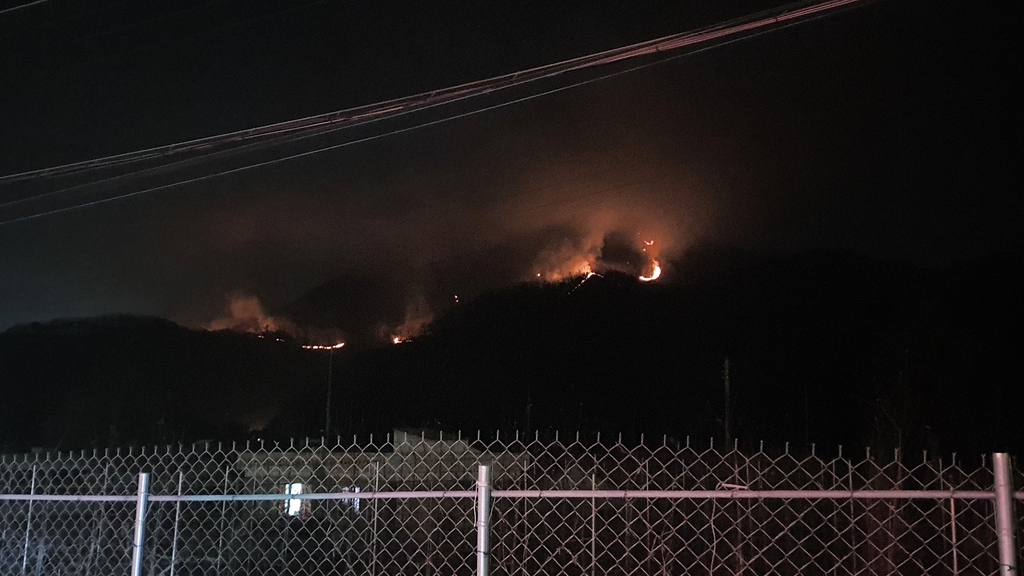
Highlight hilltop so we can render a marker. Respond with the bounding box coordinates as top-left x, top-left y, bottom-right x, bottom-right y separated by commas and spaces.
1, 246, 1020, 455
